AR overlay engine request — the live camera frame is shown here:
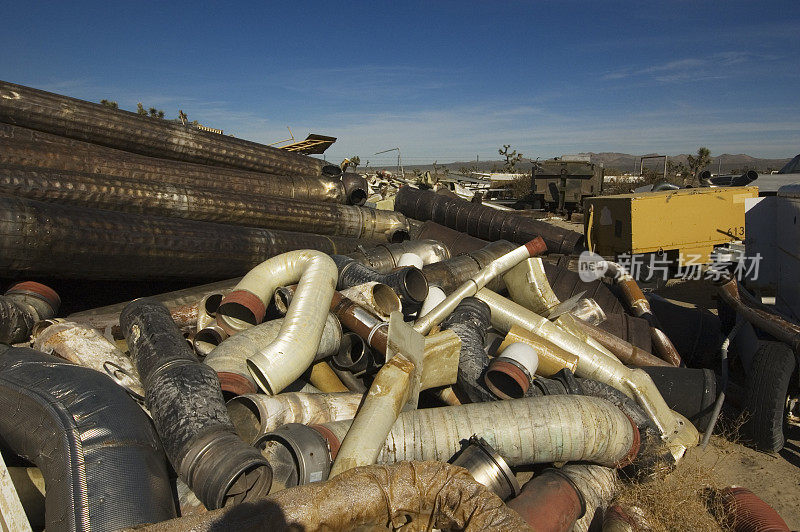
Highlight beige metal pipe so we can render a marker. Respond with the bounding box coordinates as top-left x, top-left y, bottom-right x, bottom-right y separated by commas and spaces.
318, 395, 639, 469
227, 392, 363, 444
339, 282, 401, 321
31, 319, 144, 399
414, 238, 547, 335
214, 250, 338, 395
204, 313, 342, 396
474, 289, 698, 460
308, 362, 349, 393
